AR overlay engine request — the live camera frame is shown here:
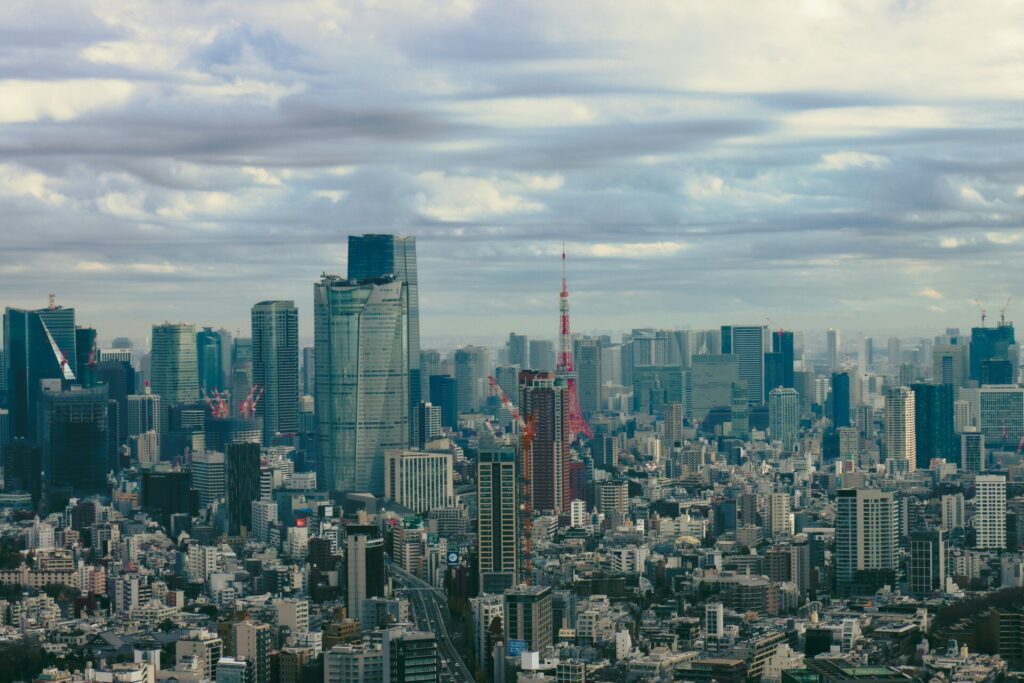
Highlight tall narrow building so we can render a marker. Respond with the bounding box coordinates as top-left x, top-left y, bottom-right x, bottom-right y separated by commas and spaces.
975, 474, 1007, 550
454, 346, 486, 415
520, 370, 568, 513
835, 488, 897, 597
251, 301, 299, 444
347, 234, 420, 443
477, 446, 518, 593
196, 327, 226, 393
768, 387, 799, 451
573, 337, 602, 416
346, 526, 384, 626
226, 441, 261, 537
314, 275, 408, 495
909, 383, 956, 469
827, 328, 841, 369
150, 323, 199, 406
884, 386, 916, 475
722, 325, 767, 405
507, 333, 529, 368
